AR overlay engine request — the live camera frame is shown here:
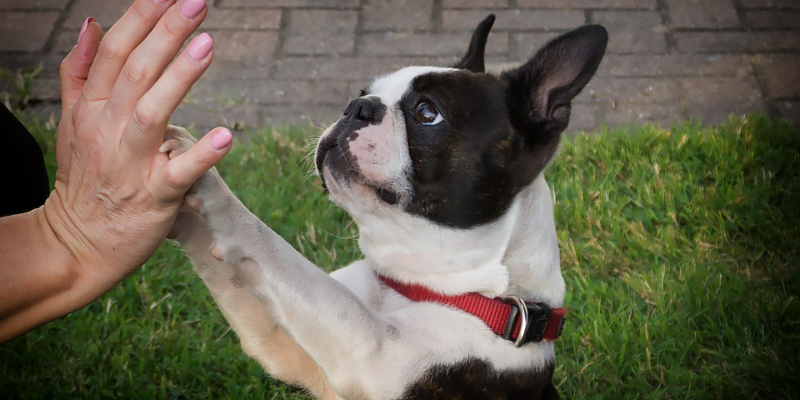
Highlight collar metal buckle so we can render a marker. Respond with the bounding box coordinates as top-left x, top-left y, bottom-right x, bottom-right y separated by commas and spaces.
502, 296, 554, 346
501, 295, 529, 347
